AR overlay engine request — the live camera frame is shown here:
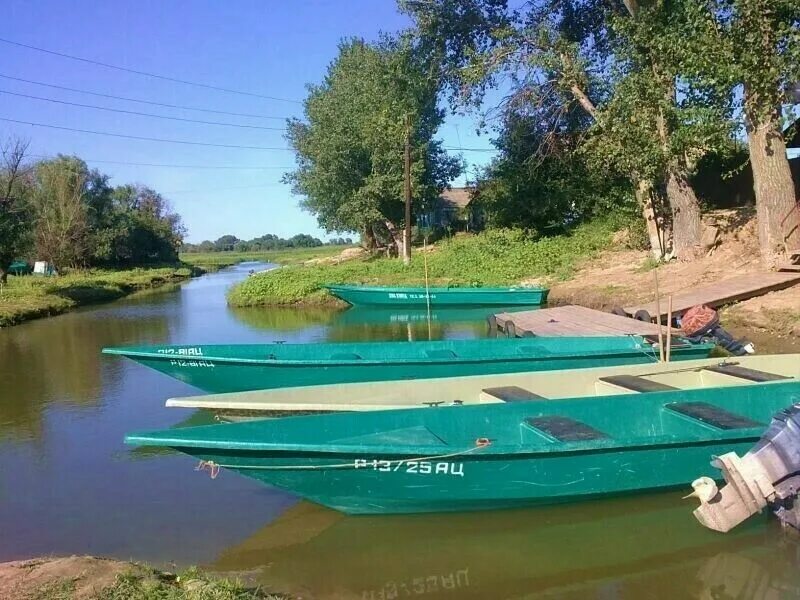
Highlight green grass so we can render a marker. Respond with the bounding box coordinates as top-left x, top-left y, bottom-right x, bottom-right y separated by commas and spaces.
181, 246, 354, 270
0, 266, 196, 327
228, 219, 620, 307
92, 568, 287, 600
28, 566, 289, 600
